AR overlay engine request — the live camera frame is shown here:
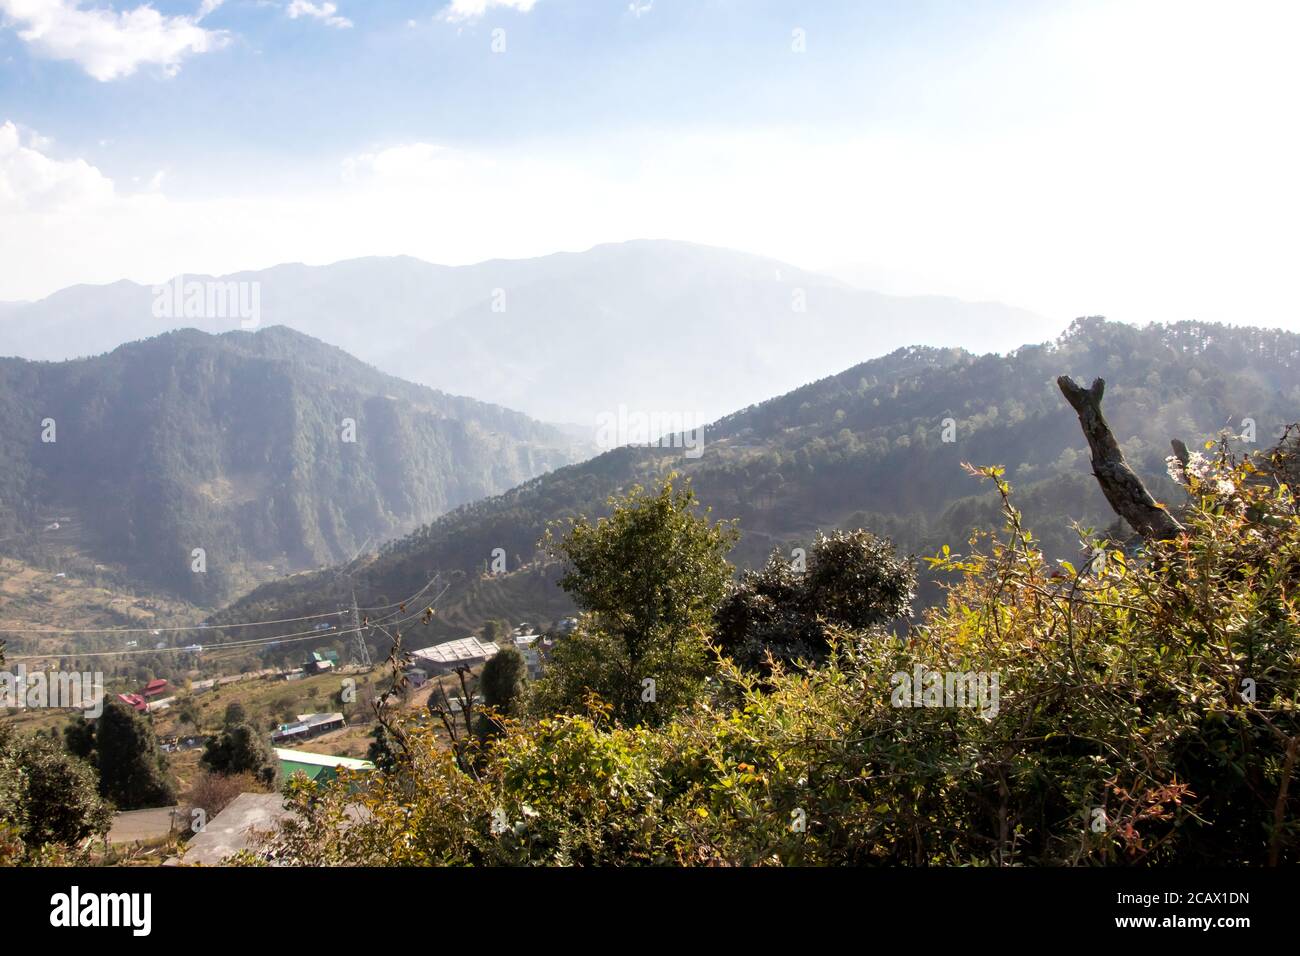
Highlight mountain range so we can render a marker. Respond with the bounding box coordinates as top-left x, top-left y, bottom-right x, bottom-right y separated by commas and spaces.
7, 240, 1298, 660
0, 240, 1053, 426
